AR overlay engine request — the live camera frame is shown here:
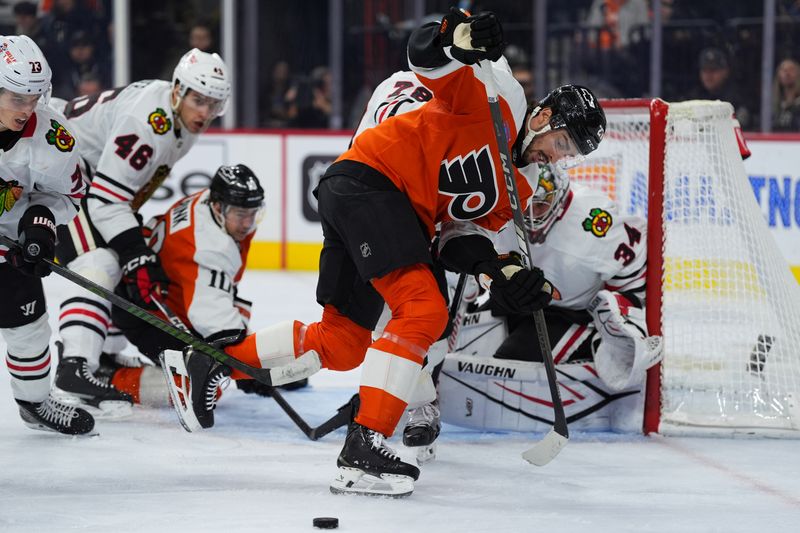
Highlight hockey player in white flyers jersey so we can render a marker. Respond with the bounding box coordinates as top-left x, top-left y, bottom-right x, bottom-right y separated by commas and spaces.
51, 48, 231, 416
0, 35, 94, 435
104, 165, 264, 425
